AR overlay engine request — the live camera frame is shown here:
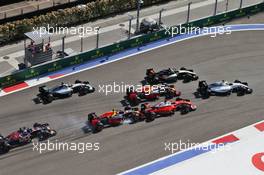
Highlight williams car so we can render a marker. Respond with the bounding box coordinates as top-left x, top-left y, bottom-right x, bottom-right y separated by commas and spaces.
196, 80, 253, 98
